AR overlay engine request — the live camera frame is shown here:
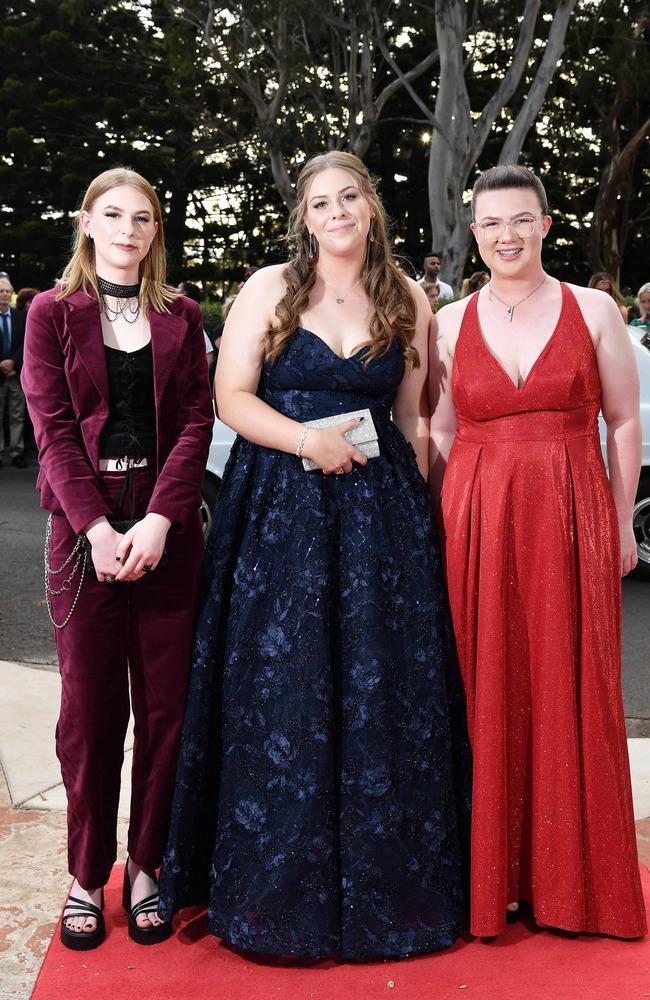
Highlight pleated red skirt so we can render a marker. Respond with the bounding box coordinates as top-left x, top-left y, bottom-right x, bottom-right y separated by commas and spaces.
441, 284, 646, 938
